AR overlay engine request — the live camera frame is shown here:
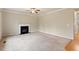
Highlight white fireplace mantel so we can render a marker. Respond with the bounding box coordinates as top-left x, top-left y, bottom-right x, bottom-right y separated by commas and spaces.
19, 24, 30, 34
